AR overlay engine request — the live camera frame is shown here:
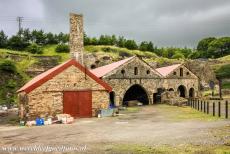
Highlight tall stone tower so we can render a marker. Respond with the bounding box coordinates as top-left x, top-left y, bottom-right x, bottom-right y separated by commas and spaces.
69, 13, 84, 64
